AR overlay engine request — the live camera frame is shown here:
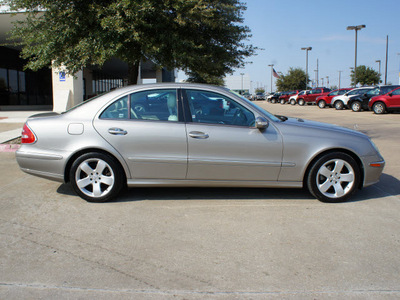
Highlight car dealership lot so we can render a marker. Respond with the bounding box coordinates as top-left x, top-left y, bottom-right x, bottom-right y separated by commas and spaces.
1, 104, 400, 299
